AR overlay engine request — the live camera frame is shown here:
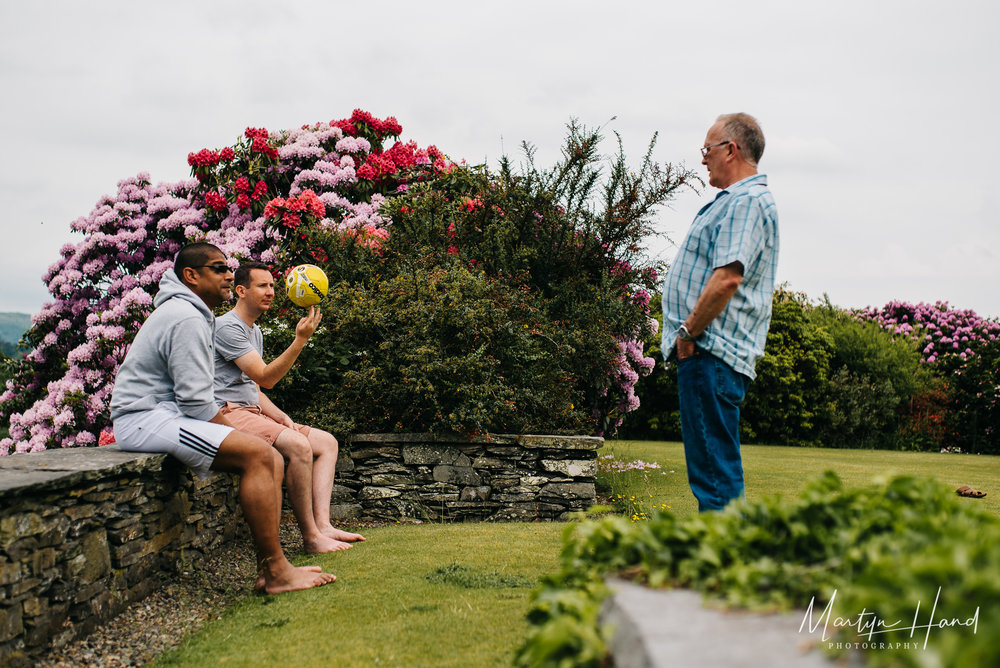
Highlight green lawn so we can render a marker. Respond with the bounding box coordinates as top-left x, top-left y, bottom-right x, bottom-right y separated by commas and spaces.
155, 442, 1000, 666
601, 440, 1000, 518
155, 522, 566, 668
